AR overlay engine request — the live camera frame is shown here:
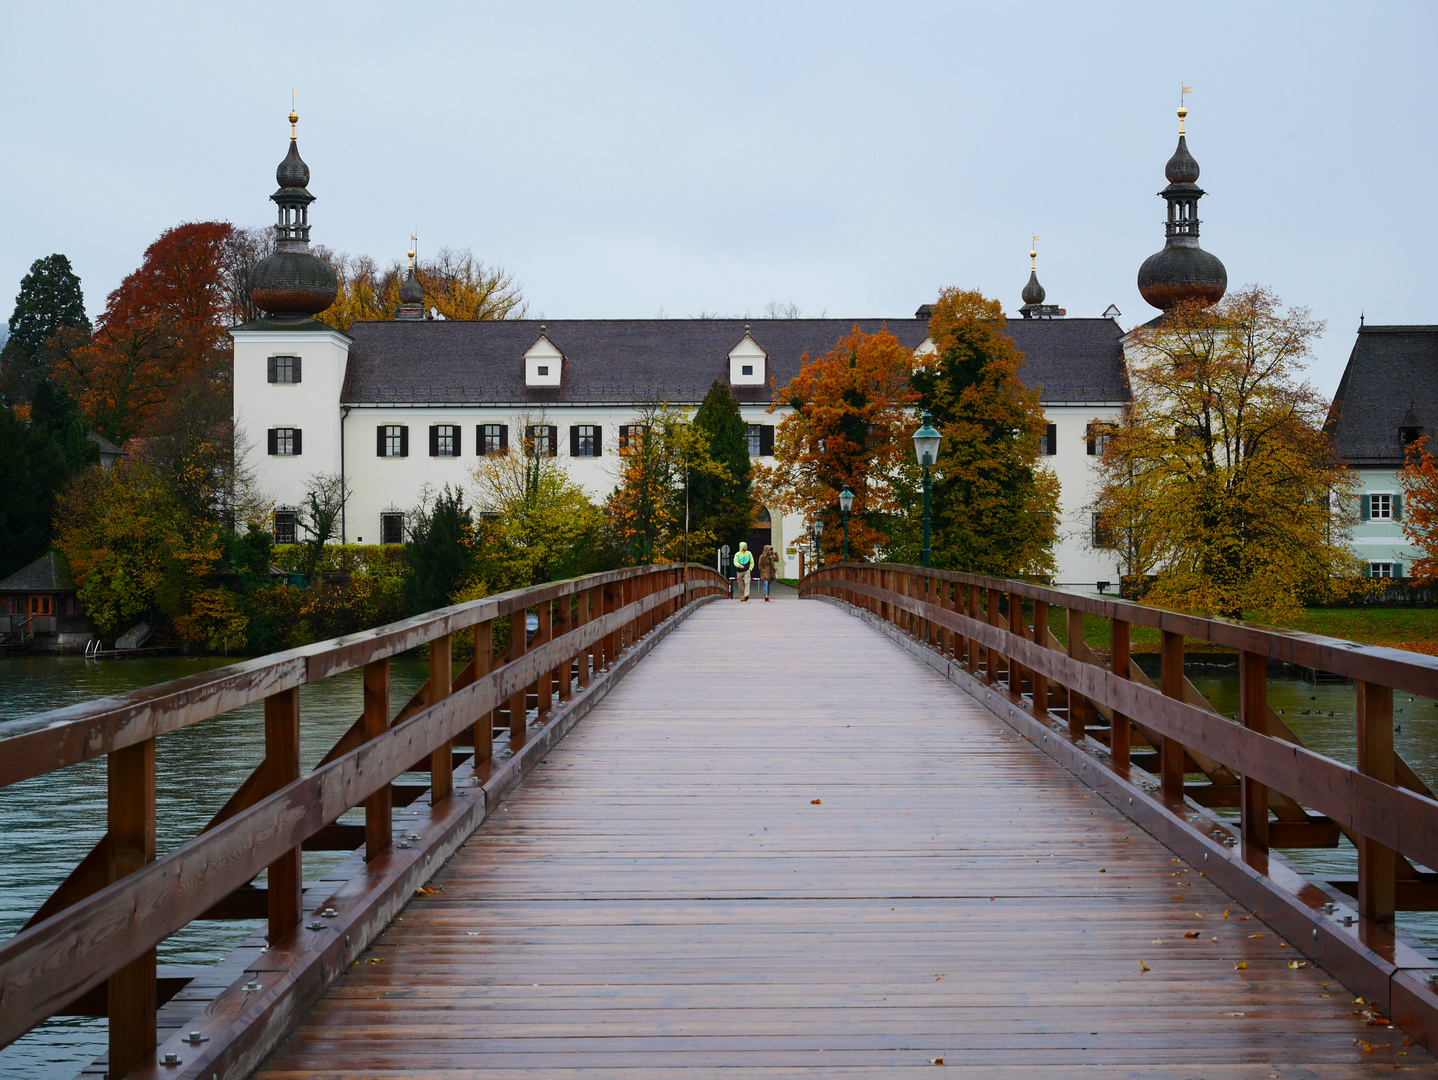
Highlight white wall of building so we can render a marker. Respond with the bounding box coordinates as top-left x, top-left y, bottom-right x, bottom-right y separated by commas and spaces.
233, 328, 1121, 589
232, 326, 351, 510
